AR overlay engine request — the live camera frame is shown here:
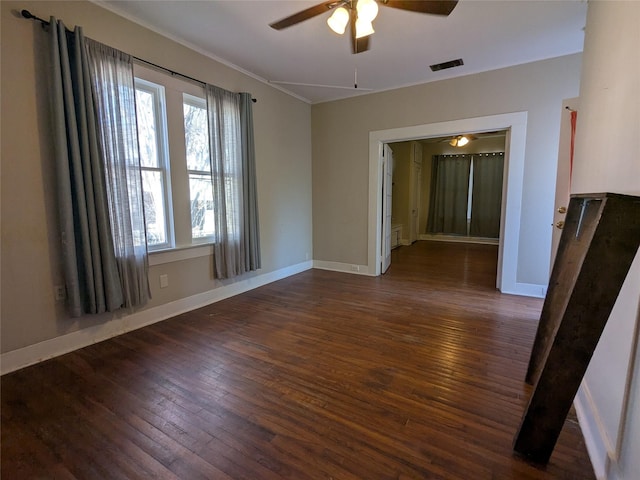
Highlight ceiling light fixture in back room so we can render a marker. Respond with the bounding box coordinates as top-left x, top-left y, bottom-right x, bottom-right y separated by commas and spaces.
449, 135, 475, 147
